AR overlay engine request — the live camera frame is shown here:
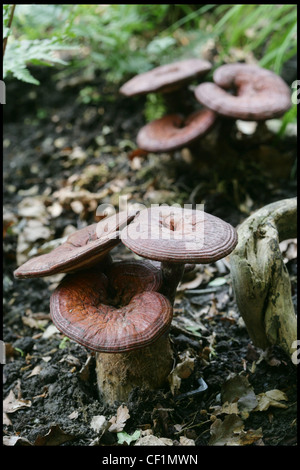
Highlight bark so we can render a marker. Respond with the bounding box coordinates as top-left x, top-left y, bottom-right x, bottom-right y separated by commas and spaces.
230, 197, 297, 358
96, 334, 174, 404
